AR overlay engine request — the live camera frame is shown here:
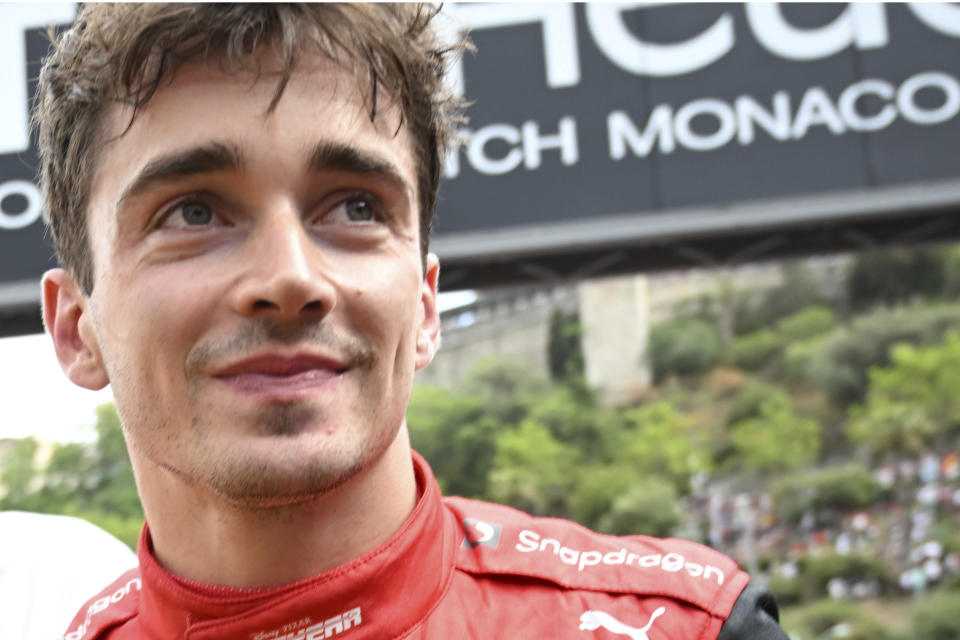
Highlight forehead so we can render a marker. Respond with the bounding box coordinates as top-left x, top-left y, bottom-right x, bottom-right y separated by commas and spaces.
101, 49, 408, 152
